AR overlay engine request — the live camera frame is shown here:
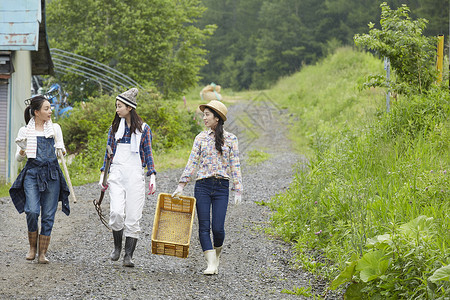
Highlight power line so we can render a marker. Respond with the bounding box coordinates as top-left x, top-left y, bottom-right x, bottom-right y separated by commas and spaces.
50, 48, 144, 92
